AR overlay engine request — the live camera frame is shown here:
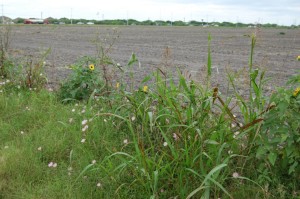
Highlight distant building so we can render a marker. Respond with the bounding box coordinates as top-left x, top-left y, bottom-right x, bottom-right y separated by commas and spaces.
24, 18, 49, 24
